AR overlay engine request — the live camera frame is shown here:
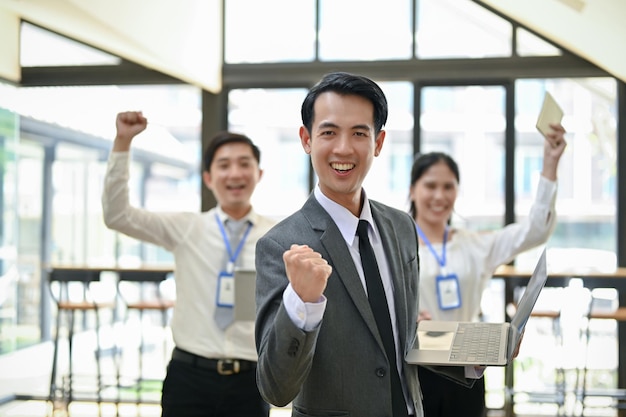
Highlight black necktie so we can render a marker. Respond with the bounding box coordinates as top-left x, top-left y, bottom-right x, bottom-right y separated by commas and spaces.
356, 220, 408, 417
